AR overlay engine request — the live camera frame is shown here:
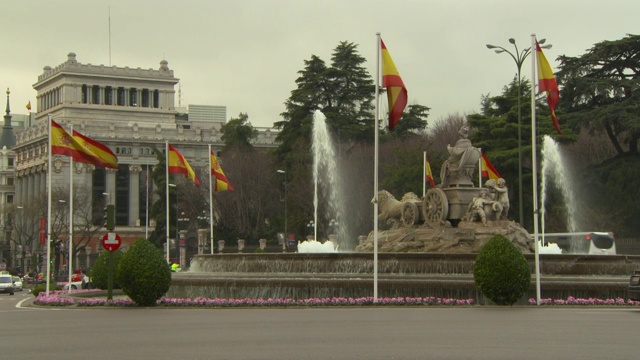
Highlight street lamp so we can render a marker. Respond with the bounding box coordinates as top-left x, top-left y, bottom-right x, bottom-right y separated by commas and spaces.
277, 170, 287, 242
307, 220, 315, 238
102, 192, 111, 205
486, 38, 552, 226
329, 219, 339, 235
